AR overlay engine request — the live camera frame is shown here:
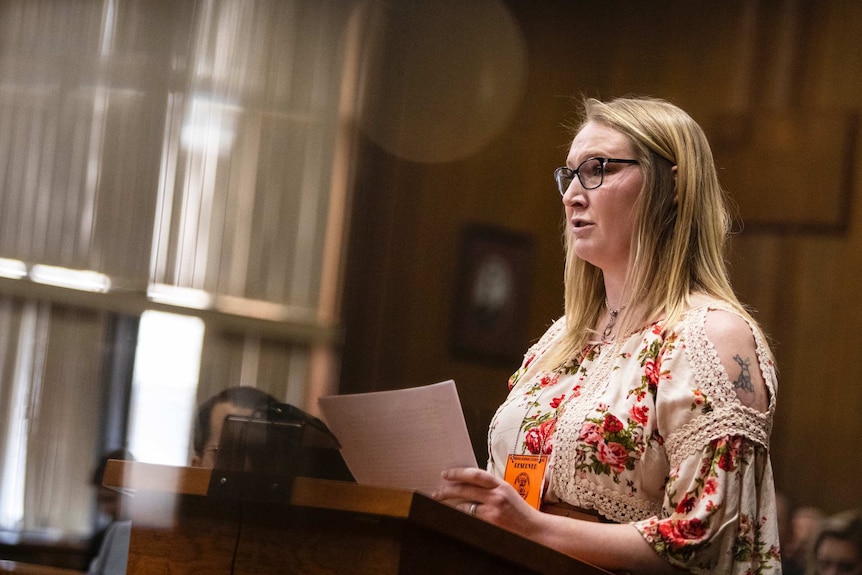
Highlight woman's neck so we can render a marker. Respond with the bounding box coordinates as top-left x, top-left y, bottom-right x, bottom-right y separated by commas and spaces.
602, 276, 626, 311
